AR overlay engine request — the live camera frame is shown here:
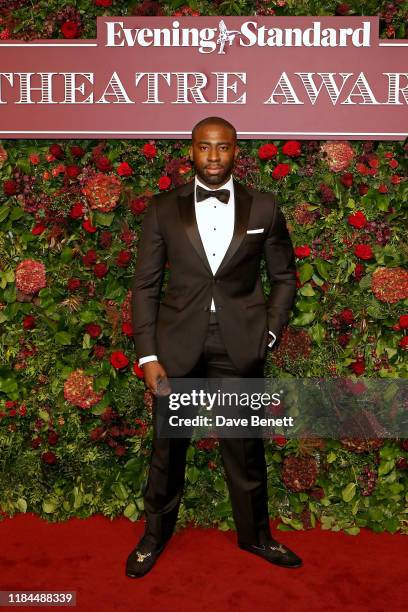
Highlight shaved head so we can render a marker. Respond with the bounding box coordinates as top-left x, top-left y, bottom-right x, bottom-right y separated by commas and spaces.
192, 116, 237, 142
